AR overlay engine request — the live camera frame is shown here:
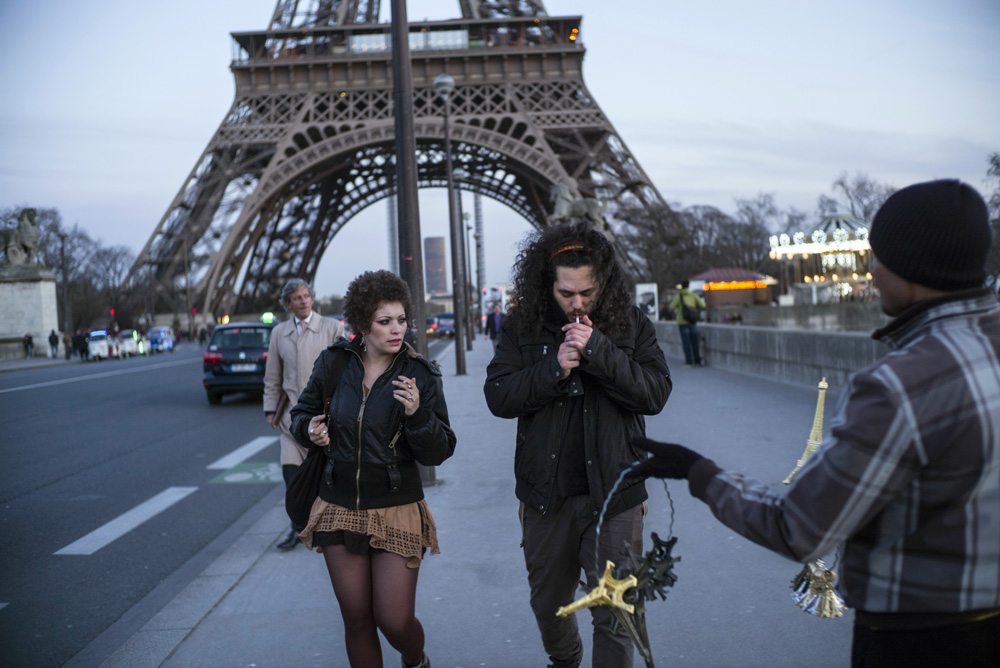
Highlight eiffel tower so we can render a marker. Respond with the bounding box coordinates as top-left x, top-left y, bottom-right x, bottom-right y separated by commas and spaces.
130, 0, 667, 317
